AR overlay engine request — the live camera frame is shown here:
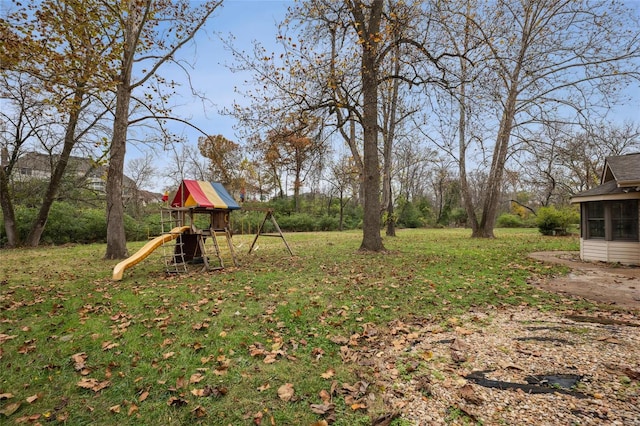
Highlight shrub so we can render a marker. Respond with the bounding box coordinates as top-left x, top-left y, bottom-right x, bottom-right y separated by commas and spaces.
497, 213, 524, 228
536, 206, 579, 236
397, 201, 424, 228
317, 214, 339, 231
277, 213, 317, 232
